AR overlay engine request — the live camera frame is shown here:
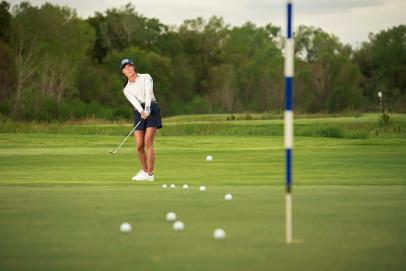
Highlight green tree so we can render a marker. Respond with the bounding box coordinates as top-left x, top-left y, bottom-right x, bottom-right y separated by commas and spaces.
354, 25, 406, 111
88, 3, 167, 62
76, 63, 111, 104
178, 16, 229, 97
221, 22, 283, 112
294, 25, 362, 112
155, 31, 184, 58
0, 41, 15, 112
0, 1, 14, 112
206, 64, 236, 112
10, 2, 95, 117
0, 0, 11, 41
295, 25, 341, 63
